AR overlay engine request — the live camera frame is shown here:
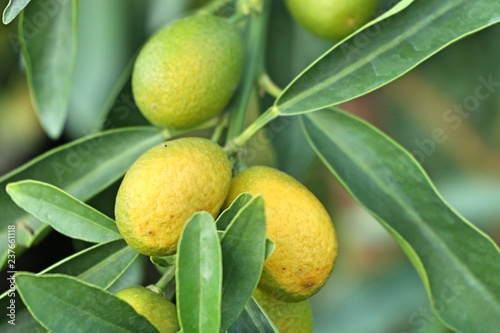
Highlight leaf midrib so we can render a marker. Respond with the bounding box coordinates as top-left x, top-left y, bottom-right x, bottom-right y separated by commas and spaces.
10, 131, 162, 247
278, 0, 461, 112
16, 185, 119, 239
306, 114, 500, 310
75, 247, 134, 284
19, 277, 143, 333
